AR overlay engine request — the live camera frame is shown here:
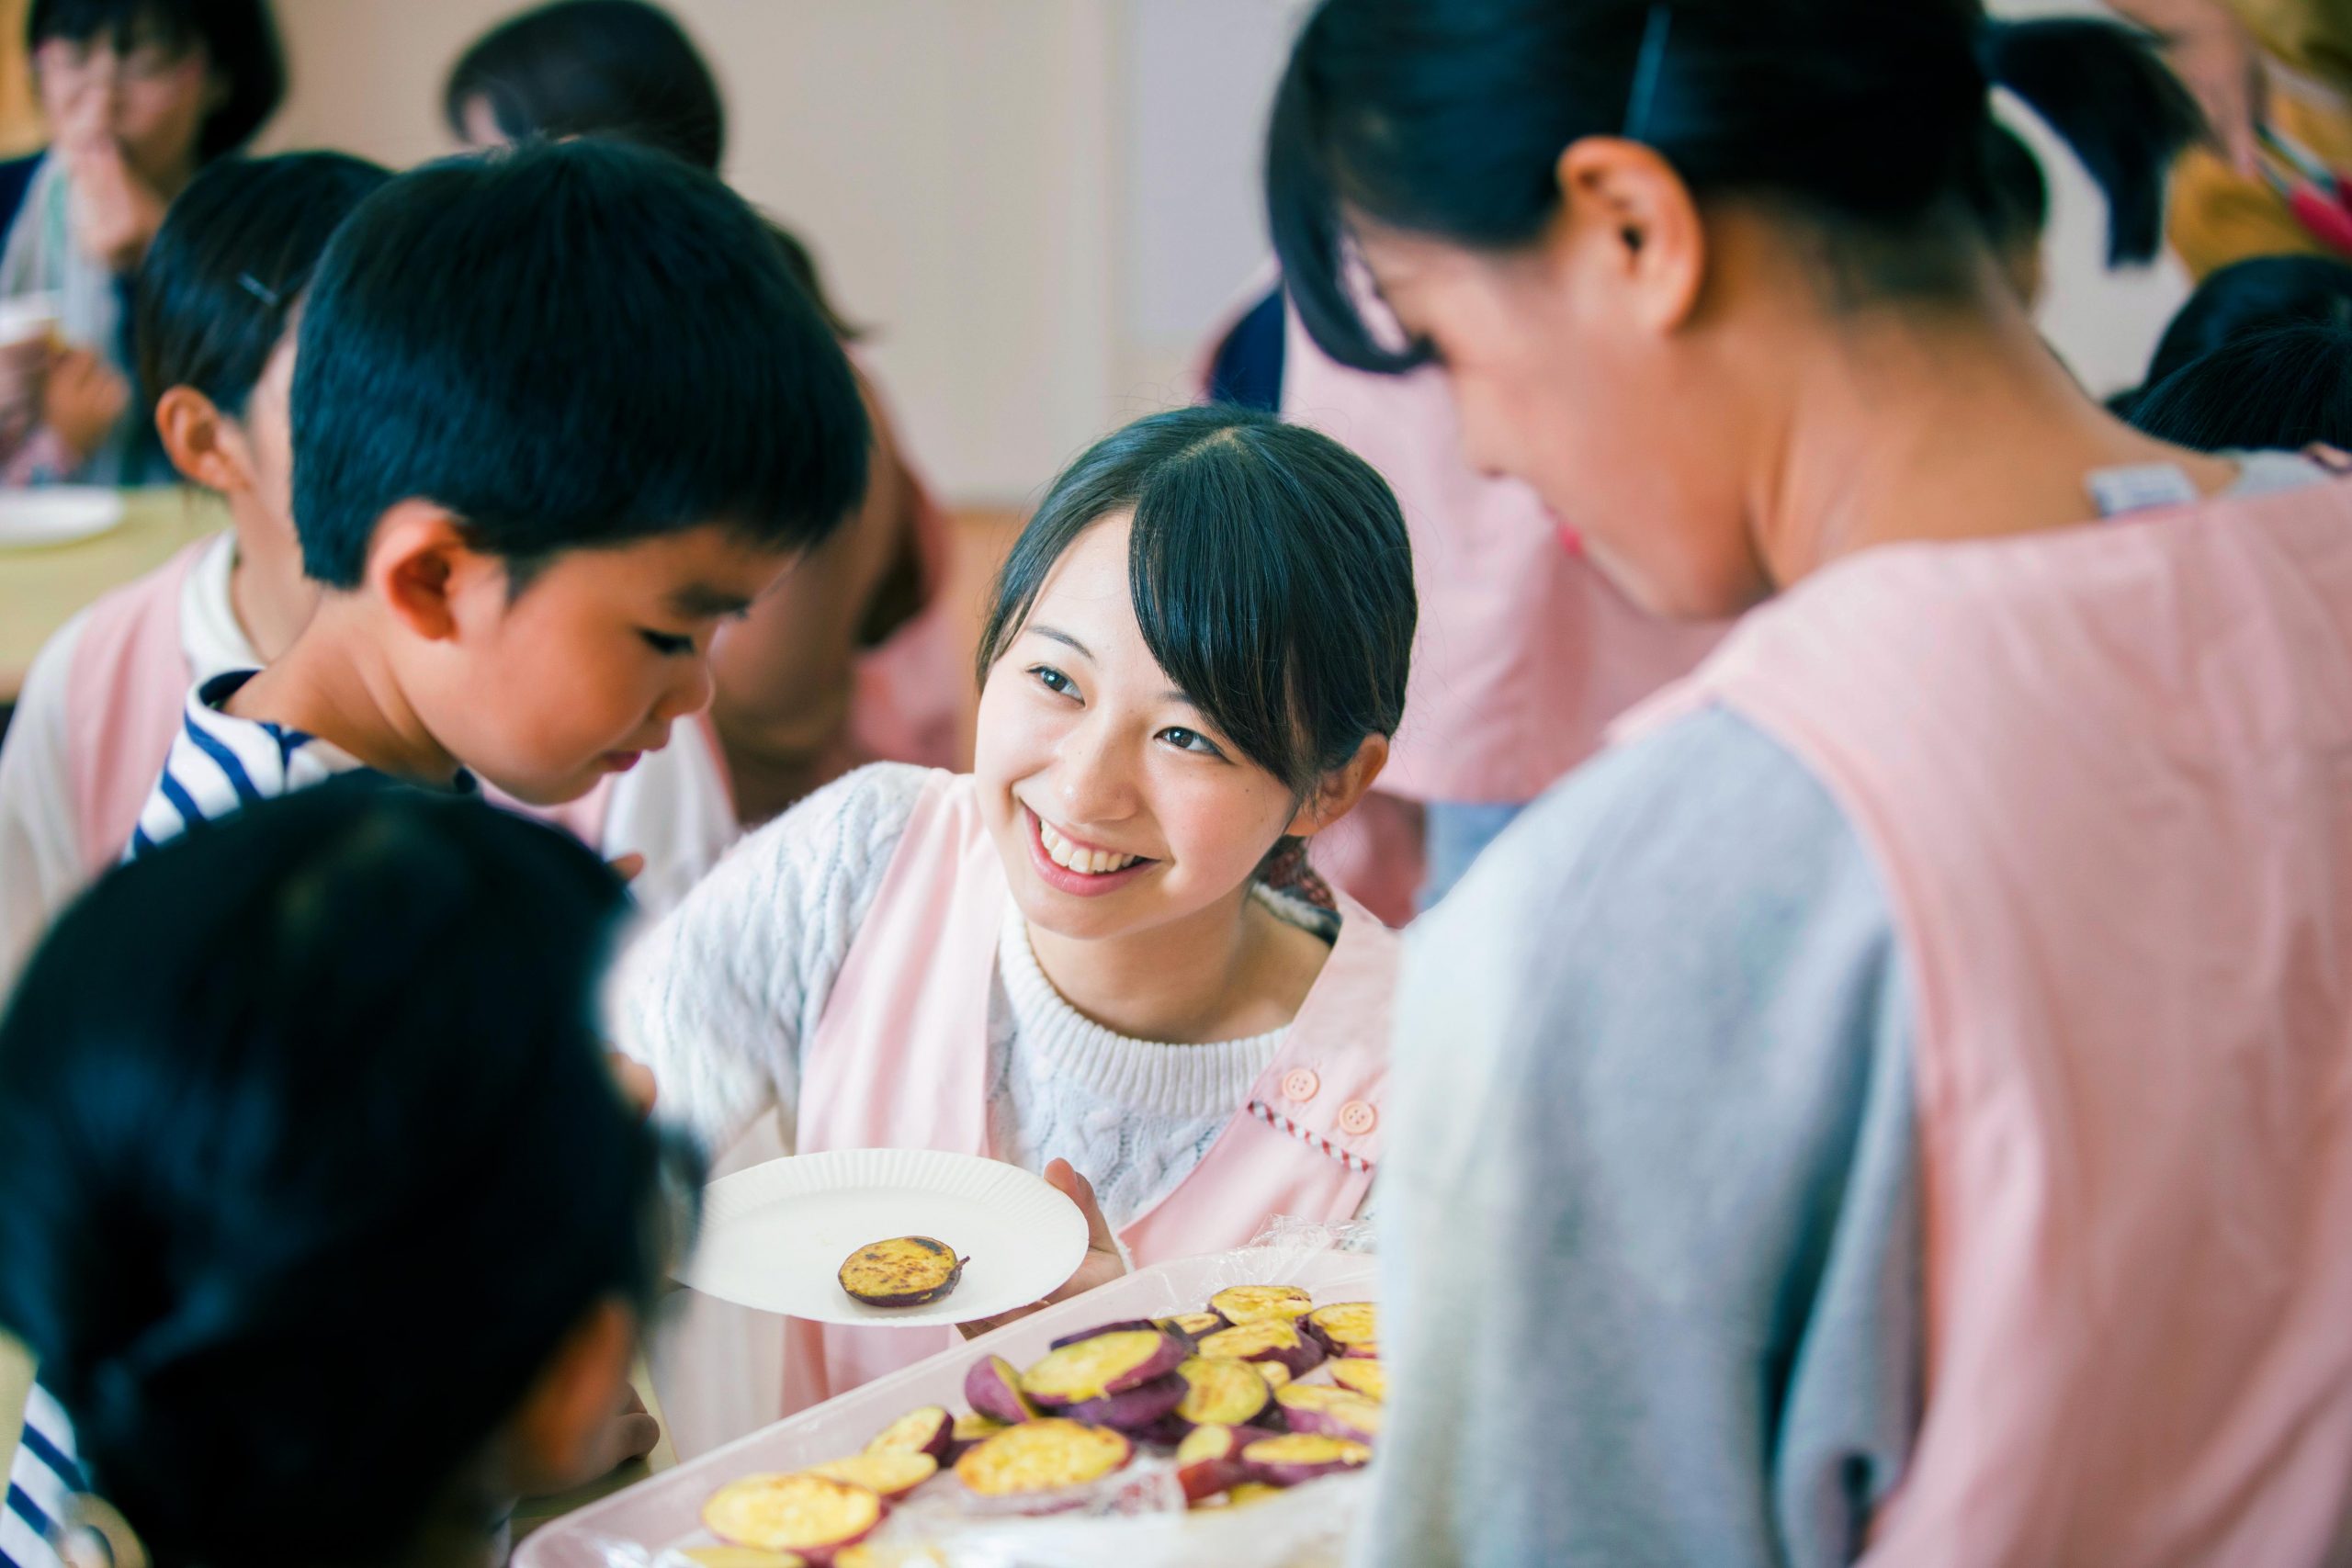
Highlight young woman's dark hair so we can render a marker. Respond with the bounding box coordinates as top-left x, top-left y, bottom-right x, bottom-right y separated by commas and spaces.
2137, 255, 2352, 395
29, 0, 285, 161
1267, 0, 2200, 372
2125, 322, 2352, 455
133, 151, 390, 412
0, 778, 700, 1568
978, 403, 1416, 801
